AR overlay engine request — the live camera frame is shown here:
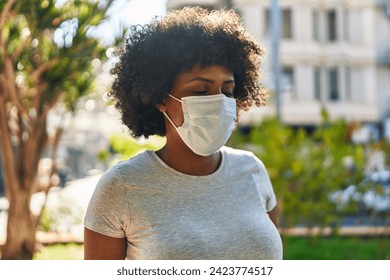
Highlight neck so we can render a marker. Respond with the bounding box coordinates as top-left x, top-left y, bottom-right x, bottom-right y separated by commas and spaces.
156, 142, 222, 176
